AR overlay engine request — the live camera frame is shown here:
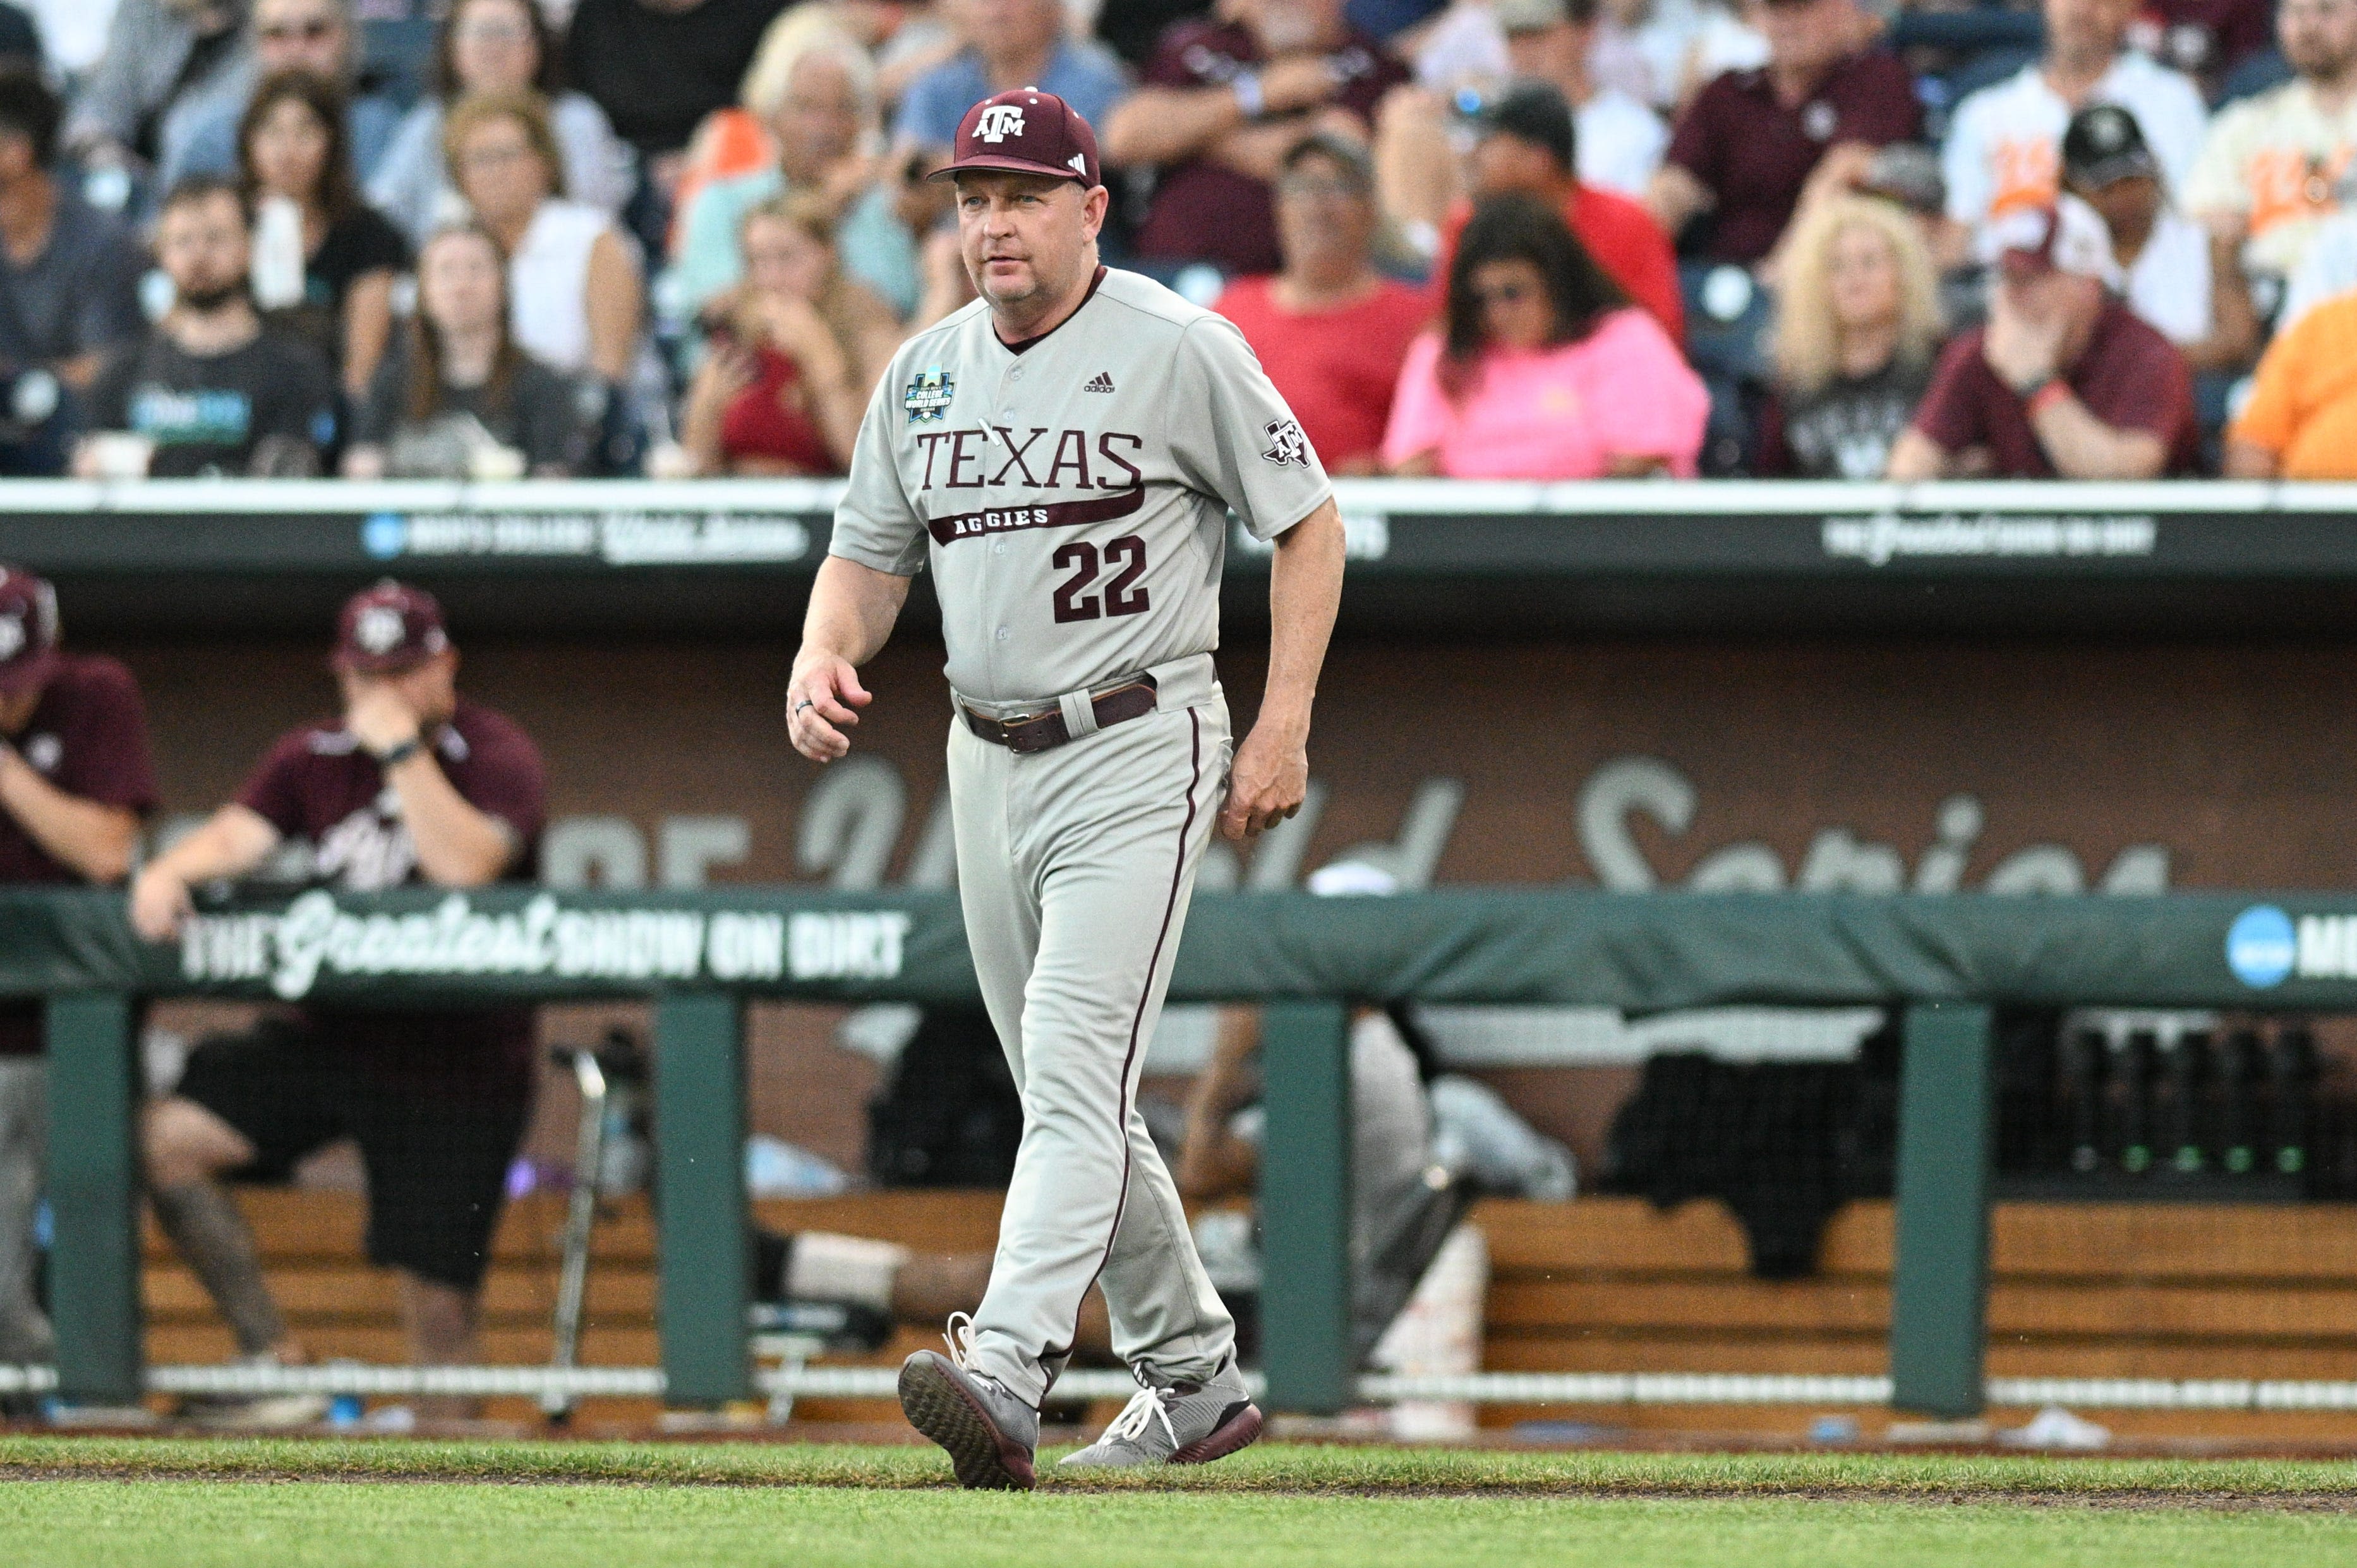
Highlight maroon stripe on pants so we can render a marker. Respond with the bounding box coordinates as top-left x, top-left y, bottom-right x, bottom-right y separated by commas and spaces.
1041, 708, 1202, 1387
